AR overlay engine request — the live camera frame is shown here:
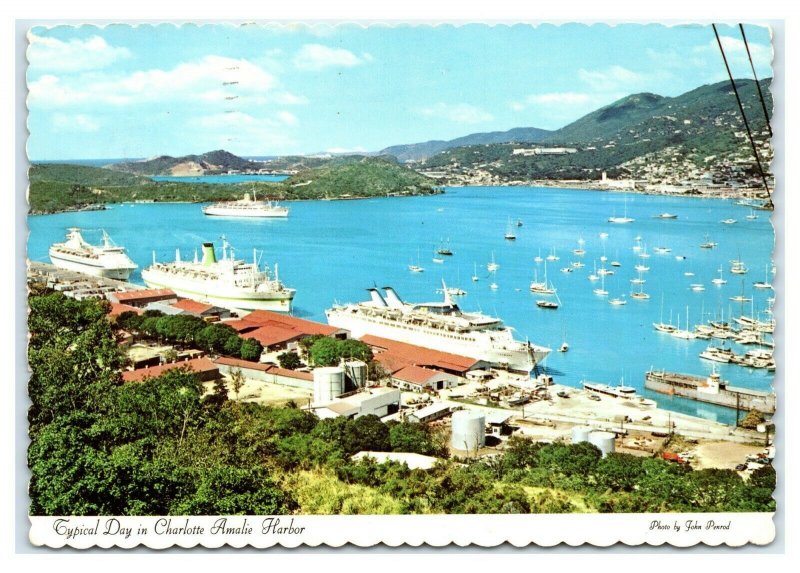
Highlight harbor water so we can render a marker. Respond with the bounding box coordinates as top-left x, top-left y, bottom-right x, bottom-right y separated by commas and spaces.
27, 185, 776, 425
